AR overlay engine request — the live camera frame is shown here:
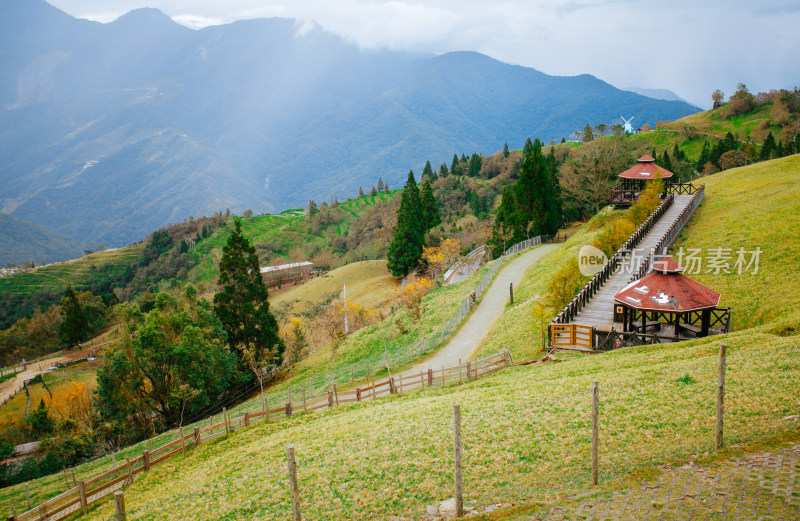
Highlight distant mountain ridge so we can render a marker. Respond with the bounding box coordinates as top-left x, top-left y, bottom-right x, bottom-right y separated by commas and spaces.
0, 213, 85, 265
0, 0, 700, 246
